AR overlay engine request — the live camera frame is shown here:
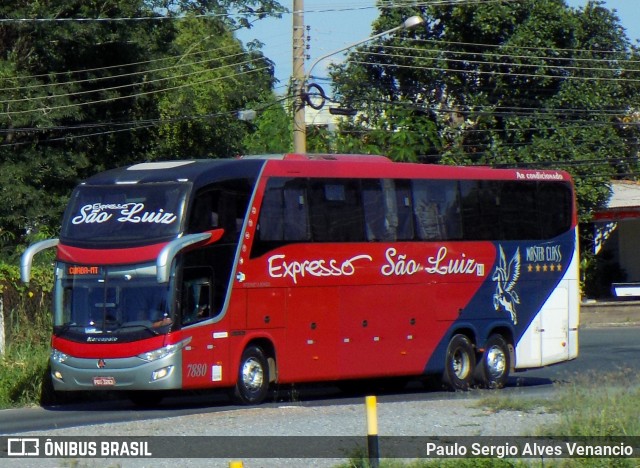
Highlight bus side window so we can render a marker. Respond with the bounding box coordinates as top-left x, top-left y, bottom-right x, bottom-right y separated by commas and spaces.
309, 179, 365, 242
439, 180, 463, 240
189, 179, 253, 241
257, 181, 284, 241
460, 180, 500, 240
188, 193, 219, 233
500, 181, 540, 240
181, 267, 214, 326
257, 178, 310, 242
253, 178, 310, 256
412, 180, 461, 241
362, 179, 398, 241
538, 182, 572, 239
395, 180, 415, 240
283, 182, 310, 240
